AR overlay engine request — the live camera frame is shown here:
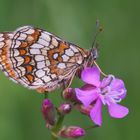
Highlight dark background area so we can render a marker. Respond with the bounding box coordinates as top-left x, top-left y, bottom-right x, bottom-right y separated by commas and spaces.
0, 0, 139, 140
